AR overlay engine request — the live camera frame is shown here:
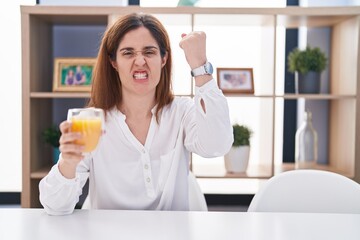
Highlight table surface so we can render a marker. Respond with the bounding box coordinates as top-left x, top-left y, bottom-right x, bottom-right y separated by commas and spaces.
1, 209, 359, 240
